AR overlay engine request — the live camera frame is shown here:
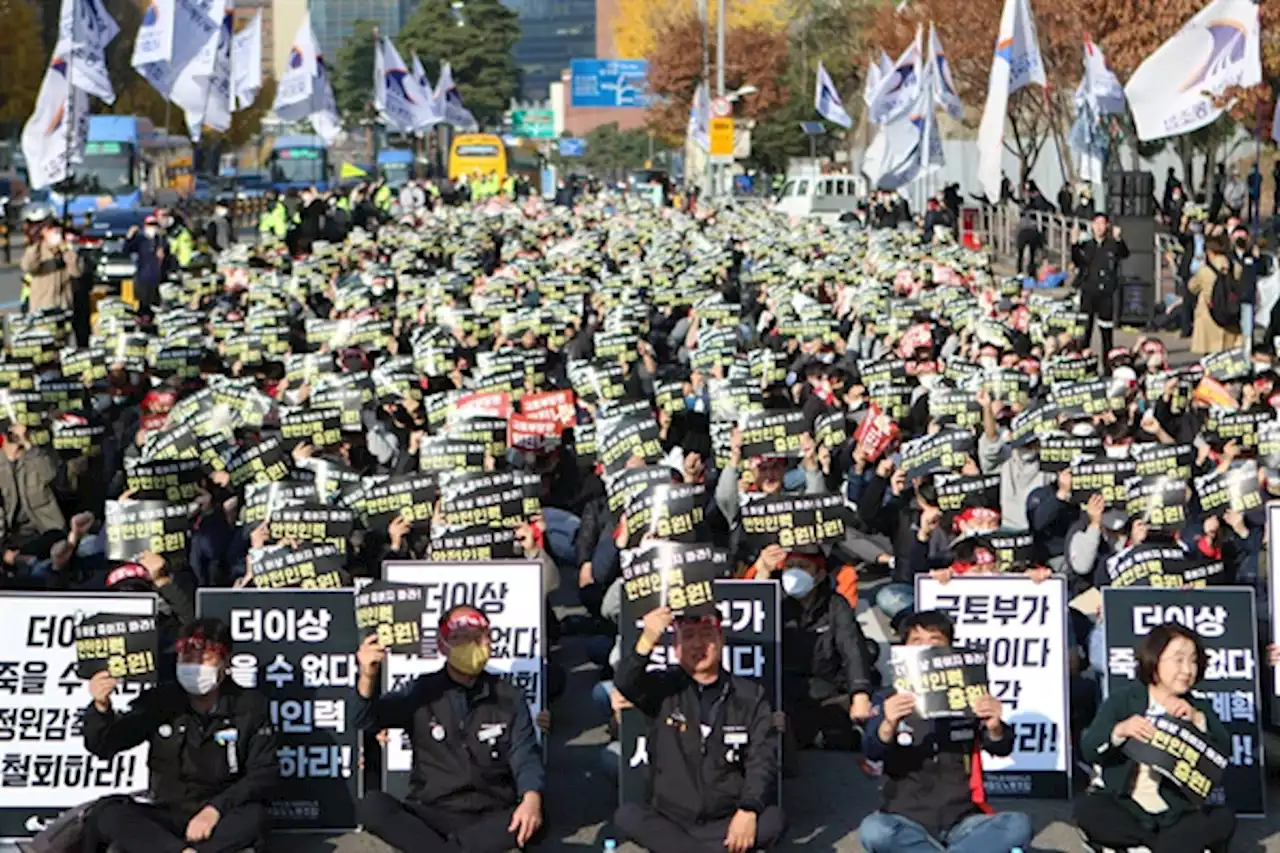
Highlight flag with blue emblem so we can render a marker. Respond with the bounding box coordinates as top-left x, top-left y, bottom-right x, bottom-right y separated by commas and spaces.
976, 0, 1046, 202
814, 61, 852, 129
